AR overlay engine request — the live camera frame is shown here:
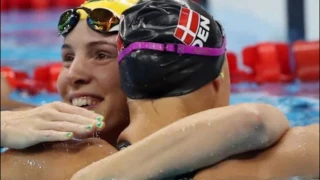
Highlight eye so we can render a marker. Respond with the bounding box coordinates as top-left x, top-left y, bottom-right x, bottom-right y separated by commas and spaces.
62, 54, 74, 67
95, 52, 112, 60
62, 55, 74, 62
